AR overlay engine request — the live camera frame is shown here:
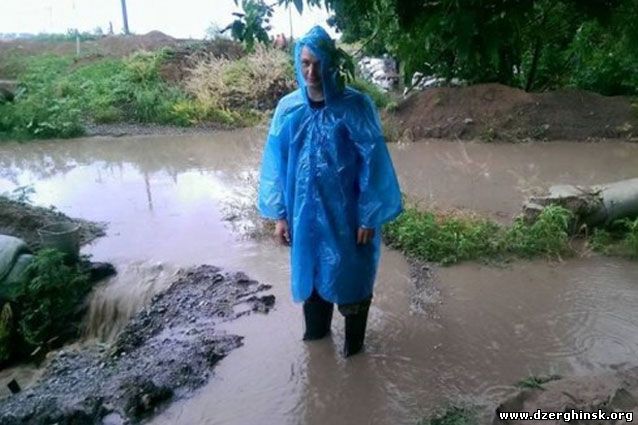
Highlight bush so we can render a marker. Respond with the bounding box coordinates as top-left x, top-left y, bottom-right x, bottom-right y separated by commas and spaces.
383, 207, 501, 265
567, 20, 638, 96
185, 45, 294, 112
504, 205, 573, 259
349, 78, 390, 109
384, 203, 574, 265
16, 249, 90, 348
589, 217, 638, 258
